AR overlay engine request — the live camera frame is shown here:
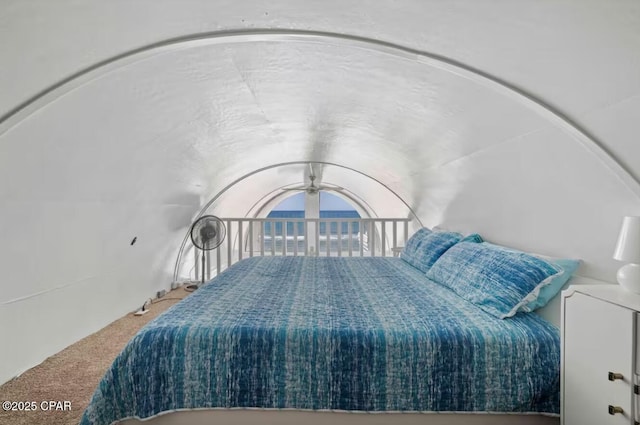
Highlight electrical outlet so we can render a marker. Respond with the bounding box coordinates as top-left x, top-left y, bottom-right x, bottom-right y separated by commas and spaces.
157, 289, 166, 299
